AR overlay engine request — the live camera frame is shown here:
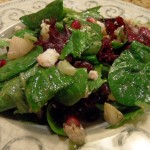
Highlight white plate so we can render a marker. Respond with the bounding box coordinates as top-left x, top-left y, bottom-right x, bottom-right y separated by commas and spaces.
0, 0, 150, 150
